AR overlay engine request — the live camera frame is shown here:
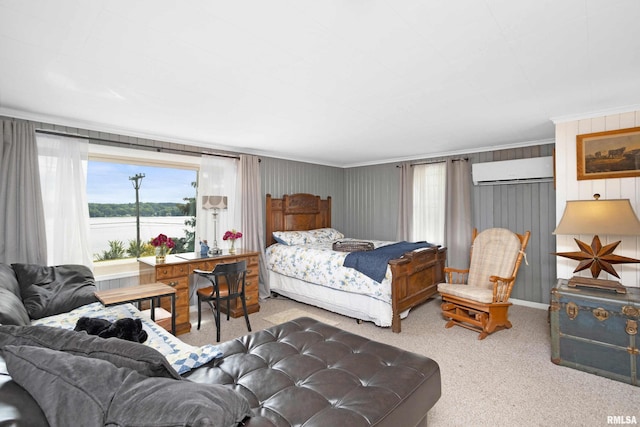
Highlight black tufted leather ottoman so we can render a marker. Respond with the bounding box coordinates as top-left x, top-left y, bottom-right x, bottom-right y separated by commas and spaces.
184, 317, 441, 426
